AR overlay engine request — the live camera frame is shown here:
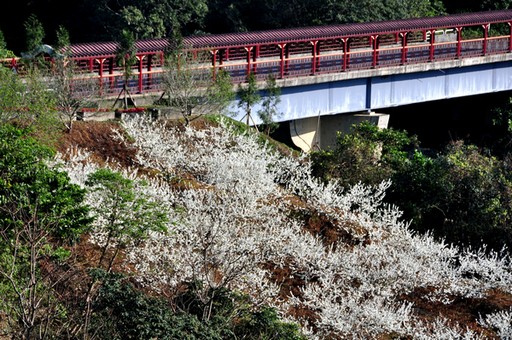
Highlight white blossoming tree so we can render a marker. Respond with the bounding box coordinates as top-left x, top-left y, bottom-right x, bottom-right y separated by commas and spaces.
55, 115, 512, 338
